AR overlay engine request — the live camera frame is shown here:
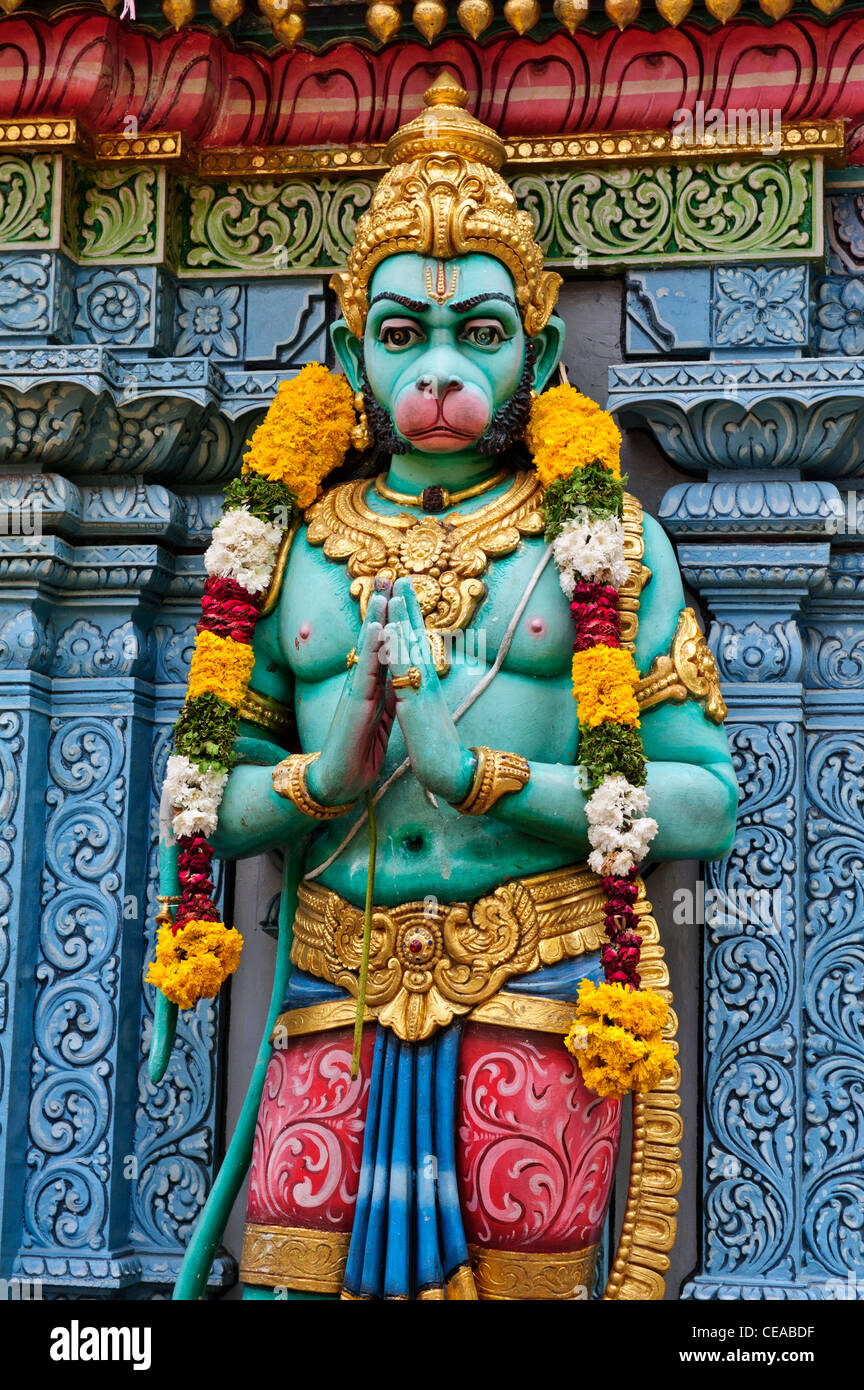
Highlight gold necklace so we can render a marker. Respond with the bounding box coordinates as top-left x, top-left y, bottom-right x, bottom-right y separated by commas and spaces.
374, 468, 510, 513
